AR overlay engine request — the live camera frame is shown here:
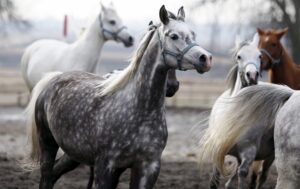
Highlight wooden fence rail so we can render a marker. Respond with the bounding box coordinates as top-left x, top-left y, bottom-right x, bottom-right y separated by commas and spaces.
0, 69, 226, 108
